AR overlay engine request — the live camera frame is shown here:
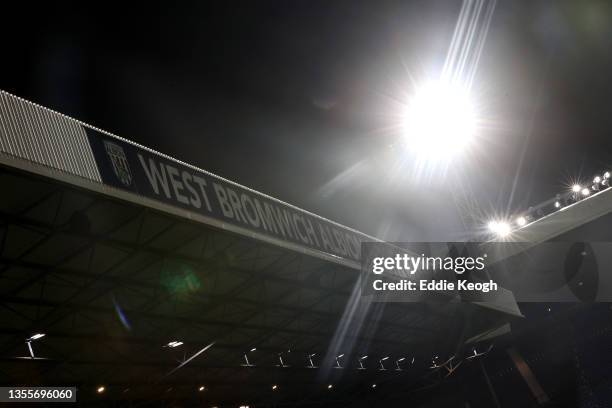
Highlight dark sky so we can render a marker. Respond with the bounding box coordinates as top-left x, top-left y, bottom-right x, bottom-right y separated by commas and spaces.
3, 1, 612, 240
